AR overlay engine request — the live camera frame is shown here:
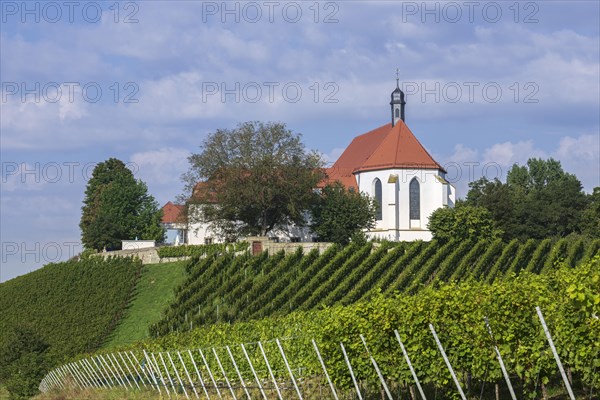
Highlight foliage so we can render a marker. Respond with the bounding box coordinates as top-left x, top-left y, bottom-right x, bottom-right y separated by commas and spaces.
466, 158, 590, 240
156, 242, 248, 258
427, 203, 502, 242
0, 257, 142, 363
581, 187, 600, 238
78, 256, 600, 399
310, 182, 377, 244
0, 257, 142, 398
80, 158, 165, 251
149, 237, 596, 336
182, 121, 325, 237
